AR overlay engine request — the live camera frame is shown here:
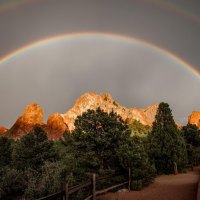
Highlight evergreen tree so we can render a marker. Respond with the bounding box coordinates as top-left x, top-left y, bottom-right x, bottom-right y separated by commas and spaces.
117, 136, 155, 188
182, 124, 200, 147
0, 137, 12, 169
181, 124, 200, 165
72, 108, 131, 172
12, 126, 57, 171
148, 102, 187, 174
